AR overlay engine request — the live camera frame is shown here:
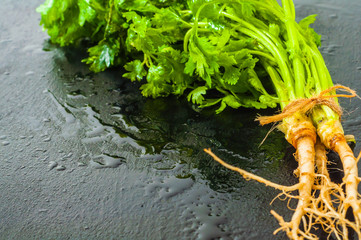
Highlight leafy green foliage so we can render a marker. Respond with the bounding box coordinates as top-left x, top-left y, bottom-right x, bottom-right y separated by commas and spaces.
188, 86, 207, 105
36, 0, 102, 46
82, 38, 122, 72
38, 0, 325, 113
299, 14, 322, 47
123, 60, 147, 81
